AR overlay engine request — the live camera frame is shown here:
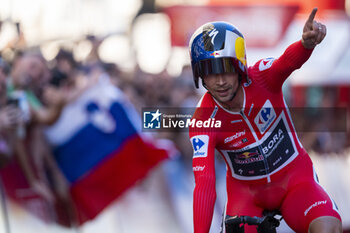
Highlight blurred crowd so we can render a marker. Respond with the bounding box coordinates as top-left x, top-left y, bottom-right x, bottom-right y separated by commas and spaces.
290, 85, 350, 155
0, 30, 201, 220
